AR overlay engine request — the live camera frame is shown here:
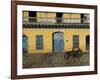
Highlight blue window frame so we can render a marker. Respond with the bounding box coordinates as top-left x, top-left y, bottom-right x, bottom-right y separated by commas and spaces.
36, 35, 43, 50
73, 35, 79, 48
